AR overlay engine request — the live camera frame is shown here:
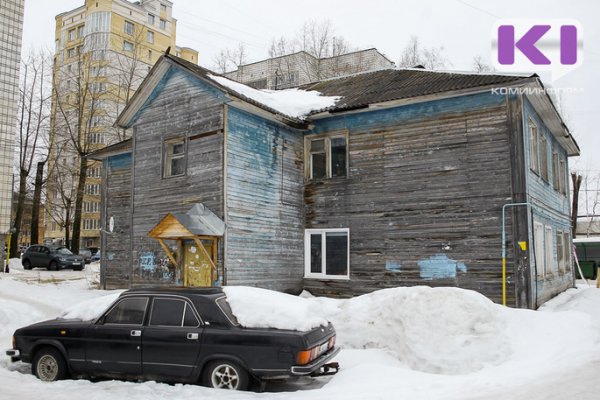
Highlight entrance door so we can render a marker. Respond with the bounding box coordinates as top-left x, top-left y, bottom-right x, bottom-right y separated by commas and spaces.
183, 240, 213, 287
